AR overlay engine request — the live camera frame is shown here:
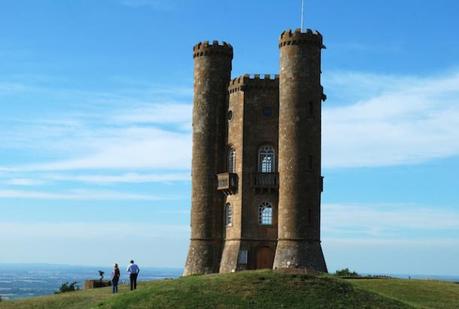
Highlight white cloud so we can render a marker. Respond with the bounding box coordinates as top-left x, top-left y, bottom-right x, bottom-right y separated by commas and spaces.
323, 71, 459, 168
323, 203, 459, 238
321, 202, 459, 274
1, 172, 190, 186
0, 222, 189, 239
45, 172, 190, 184
3, 178, 46, 186
1, 126, 191, 172
2, 70, 459, 177
113, 103, 192, 127
31, 127, 191, 171
0, 189, 175, 201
